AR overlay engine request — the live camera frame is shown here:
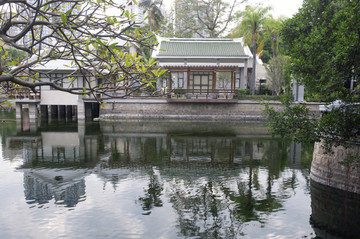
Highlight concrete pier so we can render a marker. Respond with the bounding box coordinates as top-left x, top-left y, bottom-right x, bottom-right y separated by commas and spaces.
311, 142, 360, 194
15, 103, 23, 119
15, 101, 39, 122
28, 103, 38, 121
